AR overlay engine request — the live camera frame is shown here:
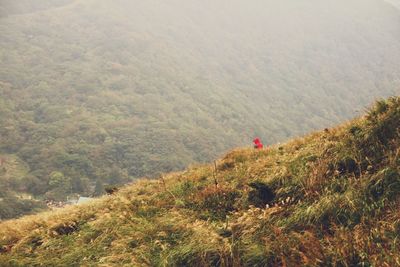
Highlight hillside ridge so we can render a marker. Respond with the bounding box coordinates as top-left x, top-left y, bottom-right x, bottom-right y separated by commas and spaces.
0, 96, 399, 266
